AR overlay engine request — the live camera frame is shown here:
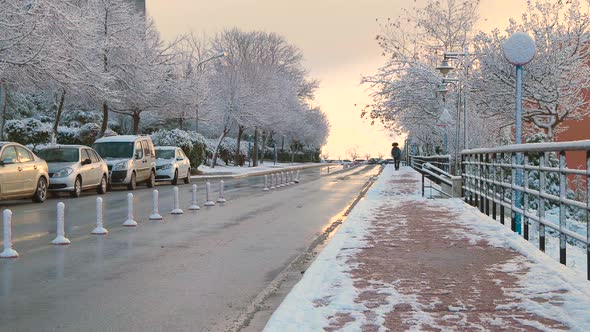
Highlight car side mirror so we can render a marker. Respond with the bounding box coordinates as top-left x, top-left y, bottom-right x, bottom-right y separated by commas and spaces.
82, 158, 92, 165
1, 157, 15, 165
135, 153, 142, 160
